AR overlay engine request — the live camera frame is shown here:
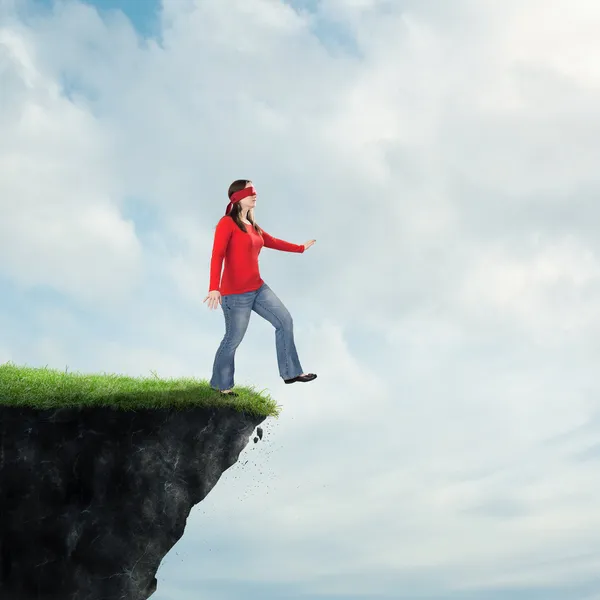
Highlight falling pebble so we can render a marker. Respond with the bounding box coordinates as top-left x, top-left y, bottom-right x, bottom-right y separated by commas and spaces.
257, 427, 263, 440
253, 436, 258, 443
